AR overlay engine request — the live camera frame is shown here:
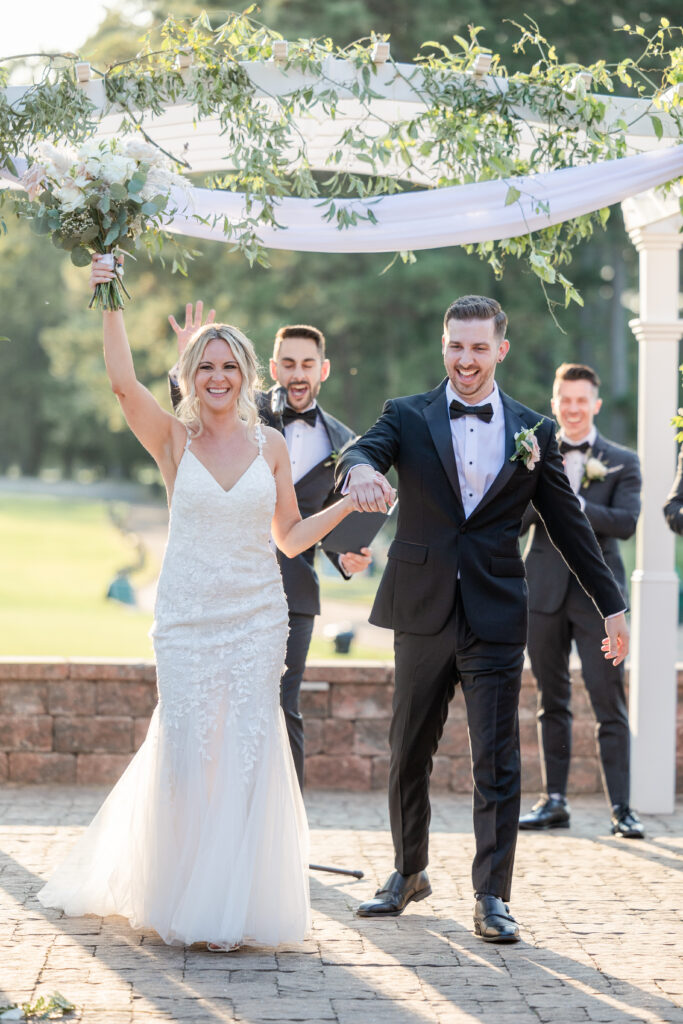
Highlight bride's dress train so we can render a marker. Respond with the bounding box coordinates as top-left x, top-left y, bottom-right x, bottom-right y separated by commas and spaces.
38, 428, 310, 948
